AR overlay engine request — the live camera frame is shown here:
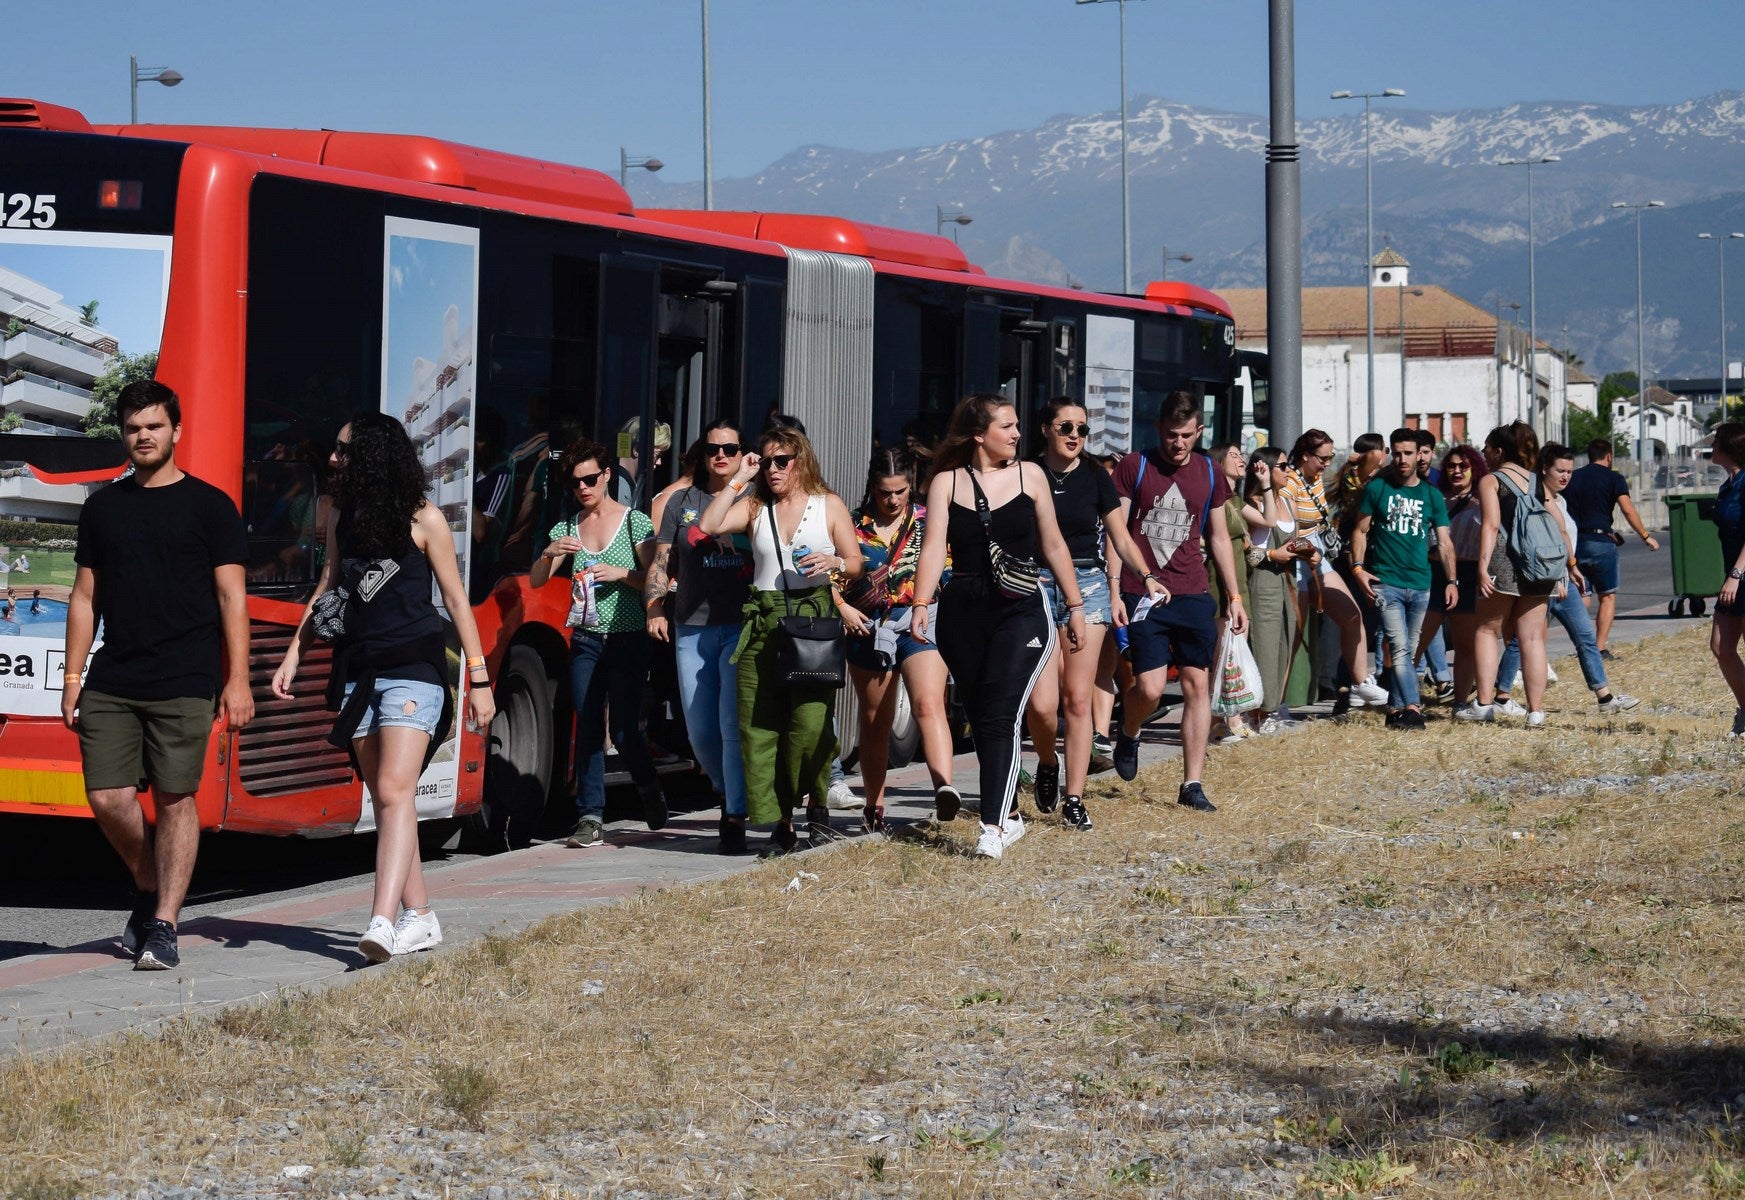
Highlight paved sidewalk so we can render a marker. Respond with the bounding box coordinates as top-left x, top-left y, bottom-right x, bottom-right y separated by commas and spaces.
0, 603, 1700, 1056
